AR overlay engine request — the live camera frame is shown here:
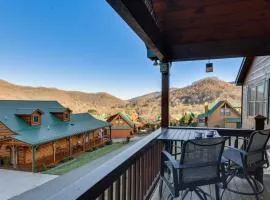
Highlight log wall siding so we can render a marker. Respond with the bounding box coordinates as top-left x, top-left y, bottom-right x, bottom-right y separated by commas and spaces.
20, 115, 32, 125
52, 111, 70, 122
111, 129, 133, 139
0, 122, 13, 137
4, 129, 109, 171
242, 56, 270, 129
0, 144, 10, 157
